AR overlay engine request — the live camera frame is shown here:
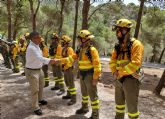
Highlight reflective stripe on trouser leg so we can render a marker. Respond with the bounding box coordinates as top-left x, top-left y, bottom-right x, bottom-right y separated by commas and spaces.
82, 96, 89, 104
91, 99, 100, 109
54, 77, 58, 82
128, 111, 140, 119
82, 95, 89, 109
58, 77, 65, 90
69, 87, 76, 95
58, 77, 65, 85
123, 77, 140, 119
115, 80, 125, 119
44, 77, 49, 81
91, 100, 100, 119
116, 104, 125, 113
